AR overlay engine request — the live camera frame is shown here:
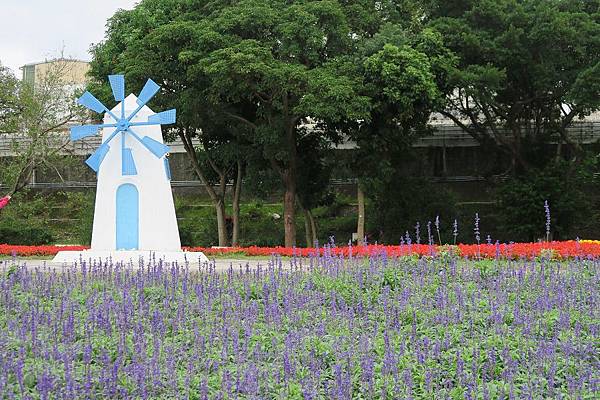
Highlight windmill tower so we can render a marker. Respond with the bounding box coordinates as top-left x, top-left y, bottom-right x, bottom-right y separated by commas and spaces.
53, 75, 206, 264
